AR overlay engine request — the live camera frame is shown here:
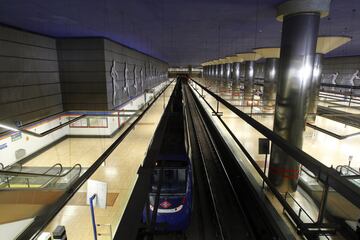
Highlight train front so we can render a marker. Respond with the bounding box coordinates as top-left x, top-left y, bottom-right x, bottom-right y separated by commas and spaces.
144, 159, 192, 232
